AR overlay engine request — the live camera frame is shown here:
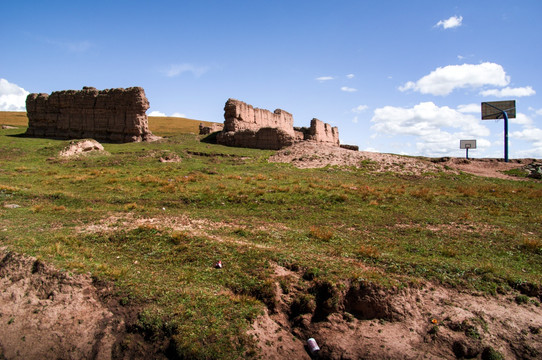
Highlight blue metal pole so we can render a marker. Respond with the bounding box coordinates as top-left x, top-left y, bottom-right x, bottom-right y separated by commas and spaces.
503, 111, 509, 162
